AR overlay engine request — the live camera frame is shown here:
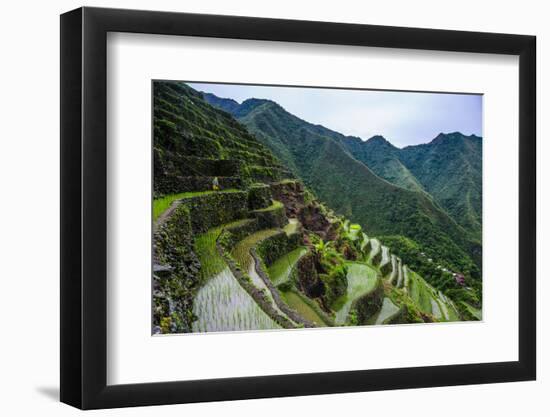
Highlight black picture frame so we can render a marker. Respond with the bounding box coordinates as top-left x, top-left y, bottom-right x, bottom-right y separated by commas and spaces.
60, 6, 536, 410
